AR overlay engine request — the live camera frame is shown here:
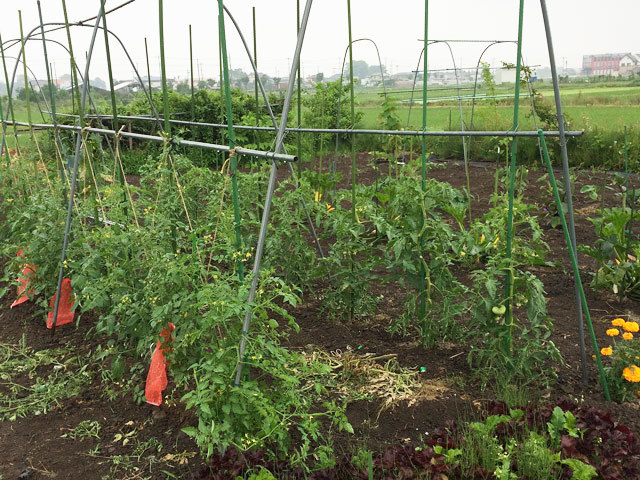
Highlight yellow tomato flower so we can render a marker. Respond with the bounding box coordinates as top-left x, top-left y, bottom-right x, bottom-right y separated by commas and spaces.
479, 234, 485, 244
623, 321, 639, 333
623, 365, 640, 383
601, 346, 613, 356
612, 318, 626, 327
623, 332, 634, 341
314, 191, 321, 204
606, 328, 620, 337
326, 203, 335, 212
